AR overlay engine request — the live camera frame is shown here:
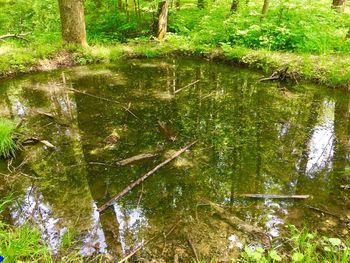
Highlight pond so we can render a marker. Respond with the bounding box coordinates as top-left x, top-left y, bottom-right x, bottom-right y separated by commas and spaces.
0, 58, 349, 261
